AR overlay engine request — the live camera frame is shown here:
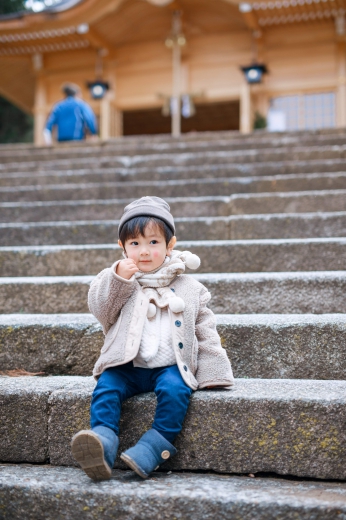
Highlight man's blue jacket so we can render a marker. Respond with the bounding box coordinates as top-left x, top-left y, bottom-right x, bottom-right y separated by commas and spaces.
45, 96, 97, 141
